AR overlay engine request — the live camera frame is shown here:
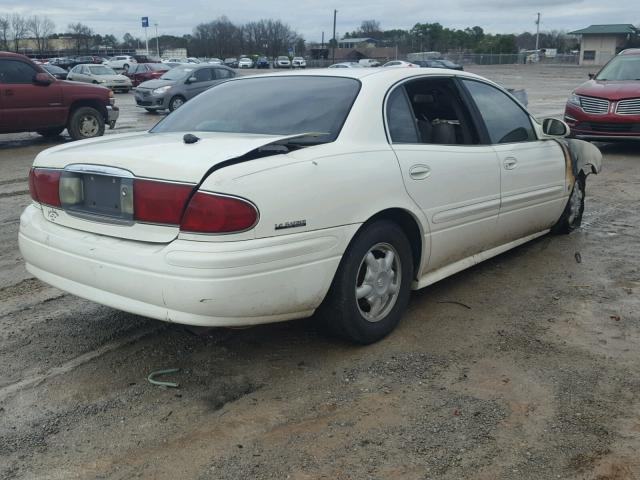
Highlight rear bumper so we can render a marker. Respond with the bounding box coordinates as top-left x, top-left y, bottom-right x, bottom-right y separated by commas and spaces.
19, 205, 354, 327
